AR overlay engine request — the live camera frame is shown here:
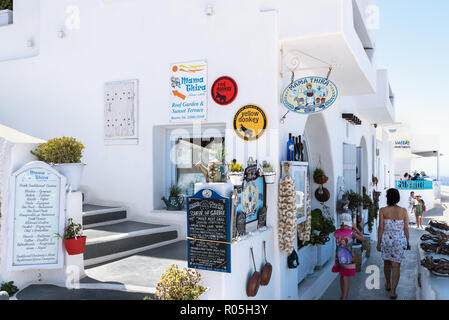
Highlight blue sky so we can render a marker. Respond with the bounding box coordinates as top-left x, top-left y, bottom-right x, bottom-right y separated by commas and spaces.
376, 0, 449, 176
